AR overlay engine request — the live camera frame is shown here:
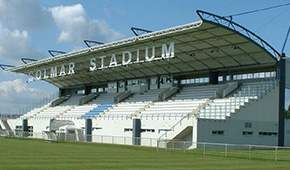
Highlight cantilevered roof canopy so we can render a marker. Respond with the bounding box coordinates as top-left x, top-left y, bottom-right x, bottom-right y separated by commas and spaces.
6, 10, 279, 89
